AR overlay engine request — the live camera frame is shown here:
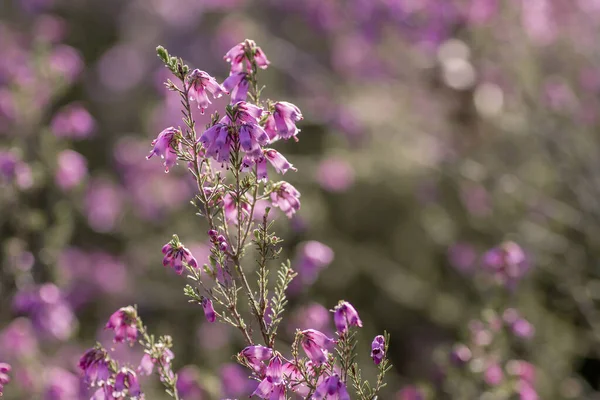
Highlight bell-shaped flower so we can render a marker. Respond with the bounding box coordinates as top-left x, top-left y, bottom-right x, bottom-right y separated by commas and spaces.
162, 241, 198, 275
0, 363, 9, 397
312, 374, 350, 400
264, 149, 296, 175
113, 368, 142, 399
105, 306, 139, 344
272, 102, 303, 140
239, 123, 269, 159
270, 182, 300, 218
370, 335, 385, 365
200, 122, 232, 164
224, 40, 269, 74
79, 348, 112, 387
187, 69, 227, 113
146, 127, 180, 172
252, 355, 286, 399
223, 72, 249, 104
241, 345, 273, 373
234, 101, 264, 124
300, 329, 335, 365
333, 301, 362, 334
202, 298, 216, 322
